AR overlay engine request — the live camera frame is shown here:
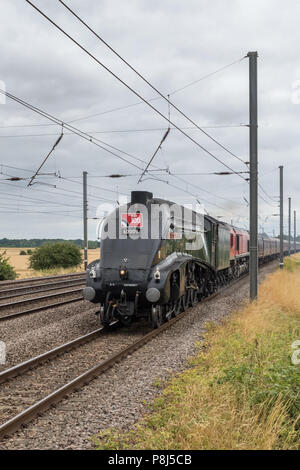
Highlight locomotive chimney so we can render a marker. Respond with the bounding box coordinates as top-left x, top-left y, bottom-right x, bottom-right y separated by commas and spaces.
131, 191, 153, 205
